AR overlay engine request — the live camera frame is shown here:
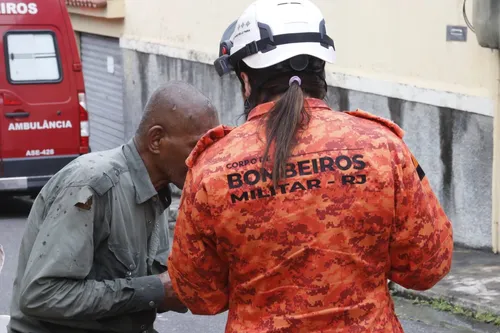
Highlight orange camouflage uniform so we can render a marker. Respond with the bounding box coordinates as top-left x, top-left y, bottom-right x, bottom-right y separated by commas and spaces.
167, 98, 453, 333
